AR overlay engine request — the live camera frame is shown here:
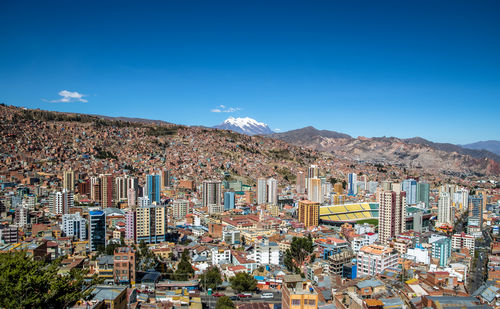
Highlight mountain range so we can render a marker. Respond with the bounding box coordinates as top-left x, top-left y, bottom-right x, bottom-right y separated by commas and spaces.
213, 117, 273, 135
1, 106, 498, 179
461, 141, 500, 156
270, 126, 500, 176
